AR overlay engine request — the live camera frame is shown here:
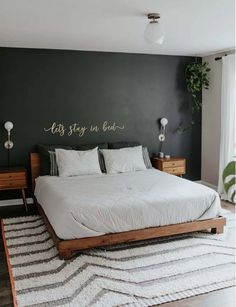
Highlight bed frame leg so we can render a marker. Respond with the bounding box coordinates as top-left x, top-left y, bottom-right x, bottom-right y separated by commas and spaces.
59, 249, 72, 260
211, 225, 224, 234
